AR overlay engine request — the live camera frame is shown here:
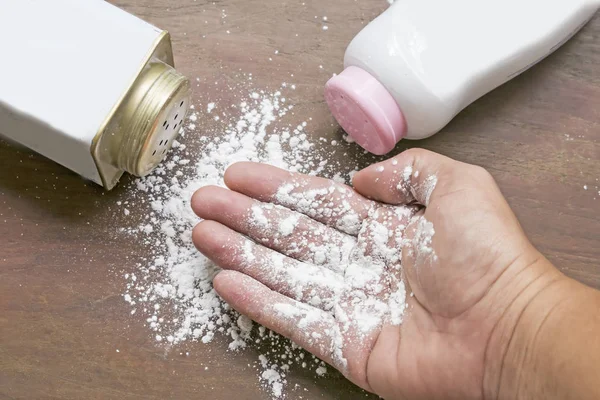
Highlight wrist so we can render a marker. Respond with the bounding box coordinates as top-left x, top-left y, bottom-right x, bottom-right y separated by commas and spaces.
484, 255, 600, 400
483, 253, 565, 399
